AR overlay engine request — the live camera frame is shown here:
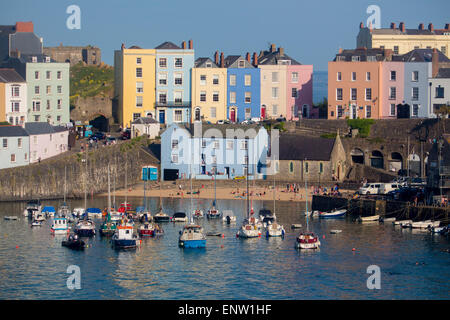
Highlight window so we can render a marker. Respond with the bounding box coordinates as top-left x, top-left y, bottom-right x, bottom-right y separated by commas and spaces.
46, 85, 51, 94
351, 56, 360, 62
245, 92, 251, 103
241, 140, 248, 150
366, 72, 371, 81
337, 105, 343, 118
159, 58, 167, 68
289, 162, 294, 173
11, 86, 19, 97
201, 140, 206, 148
174, 58, 183, 68
291, 88, 297, 98
366, 105, 371, 118
34, 115, 40, 121
272, 72, 279, 83
229, 91, 236, 104
133, 113, 141, 121
136, 67, 142, 78
34, 86, 40, 94
158, 92, 167, 104
136, 57, 142, 64
136, 82, 143, 93
305, 162, 308, 173
336, 56, 345, 61
412, 87, 419, 100
24, 153, 27, 161
291, 72, 298, 83
272, 104, 278, 116
412, 104, 419, 117
229, 75, 236, 86
365, 88, 372, 101
238, 60, 245, 68
394, 46, 399, 54
441, 46, 447, 55
57, 99, 62, 109
212, 74, 219, 85
351, 88, 357, 101
171, 154, 178, 163
32, 101, 41, 111
2, 138, 7, 148
174, 110, 183, 122
136, 96, 143, 107
200, 75, 206, 85
174, 73, 183, 86
34, 71, 39, 80
435, 86, 444, 98
158, 73, 167, 85
11, 102, 19, 112
351, 72, 356, 81
245, 108, 251, 119
210, 107, 216, 118
226, 140, 233, 150
412, 71, 419, 82
272, 87, 278, 98
337, 72, 342, 81
389, 87, 396, 100
336, 88, 343, 101
57, 71, 62, 80
367, 56, 376, 62
46, 71, 51, 80
319, 163, 323, 173
390, 104, 396, 116
200, 91, 206, 102
212, 92, 219, 102
390, 71, 396, 81
243, 74, 251, 86
10, 154, 15, 163
174, 91, 182, 105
